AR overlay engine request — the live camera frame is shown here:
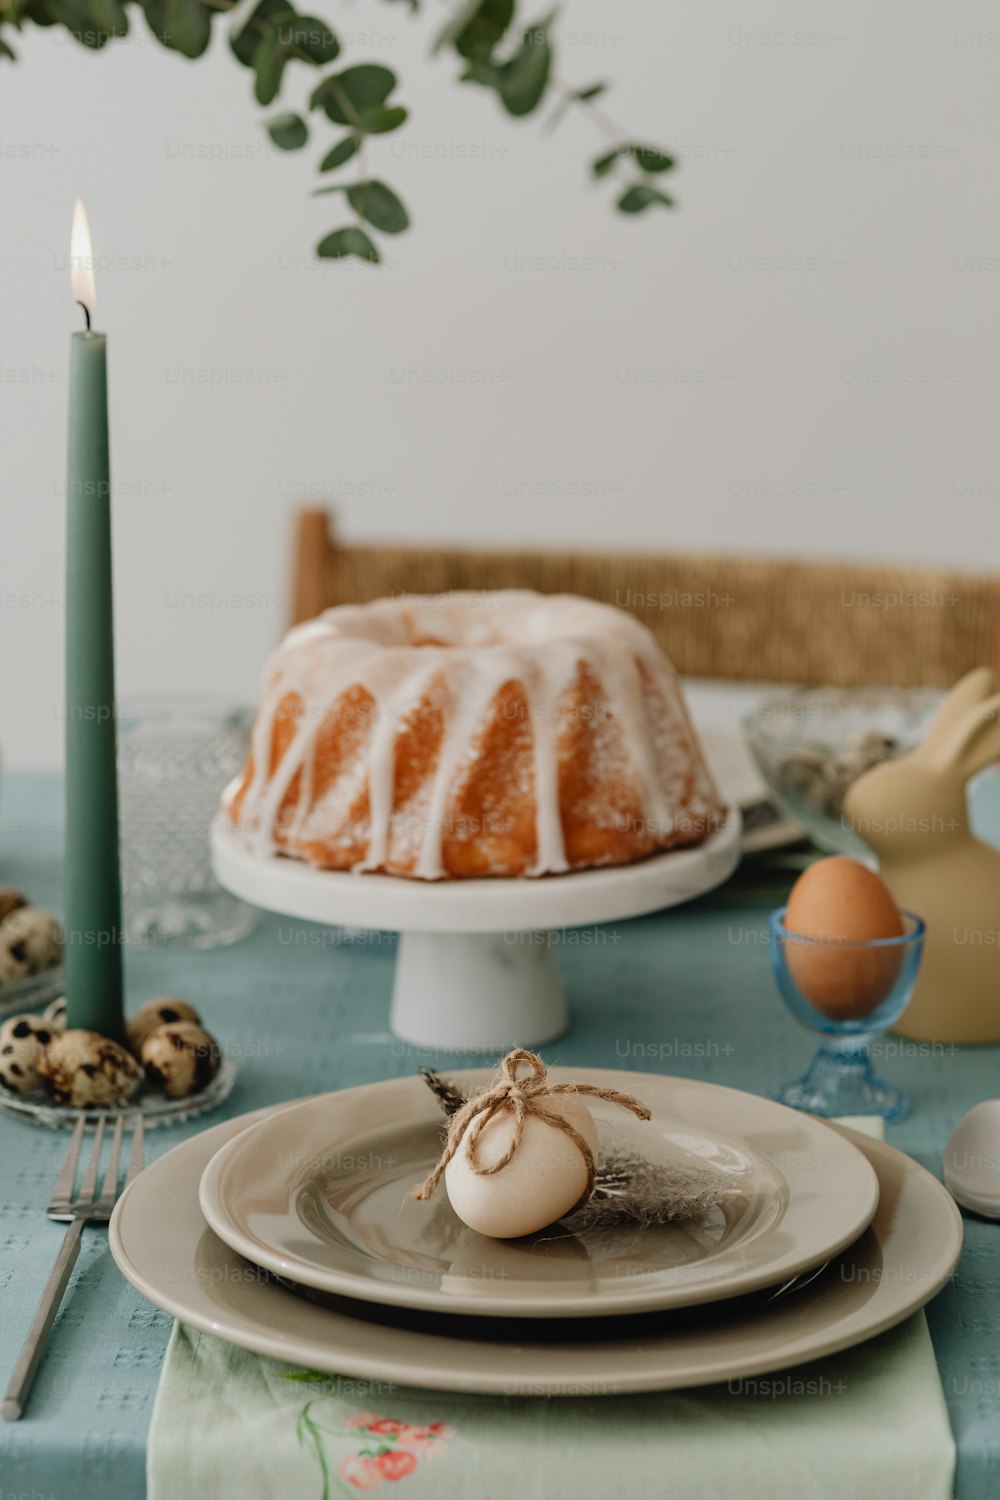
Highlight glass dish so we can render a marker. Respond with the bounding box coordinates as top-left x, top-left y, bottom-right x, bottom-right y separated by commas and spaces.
743, 686, 942, 858
768, 906, 926, 1121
